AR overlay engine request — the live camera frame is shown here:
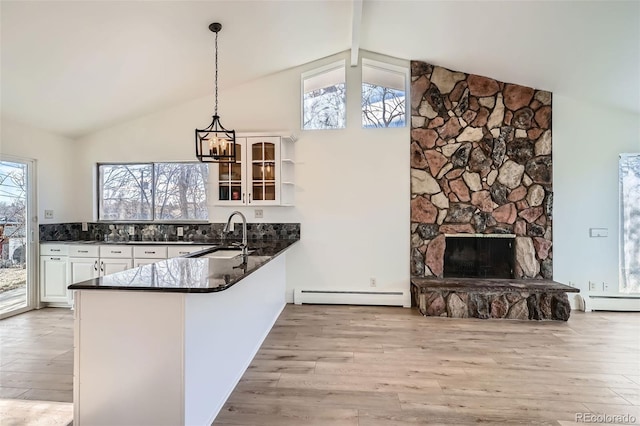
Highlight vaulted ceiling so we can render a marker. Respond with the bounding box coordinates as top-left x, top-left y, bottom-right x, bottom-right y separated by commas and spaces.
1, 0, 638, 138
